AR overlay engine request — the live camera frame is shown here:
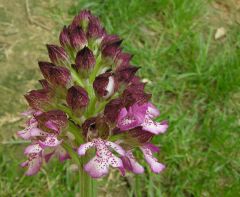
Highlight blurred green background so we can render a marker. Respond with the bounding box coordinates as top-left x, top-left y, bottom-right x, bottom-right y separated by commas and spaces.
0, 0, 240, 196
